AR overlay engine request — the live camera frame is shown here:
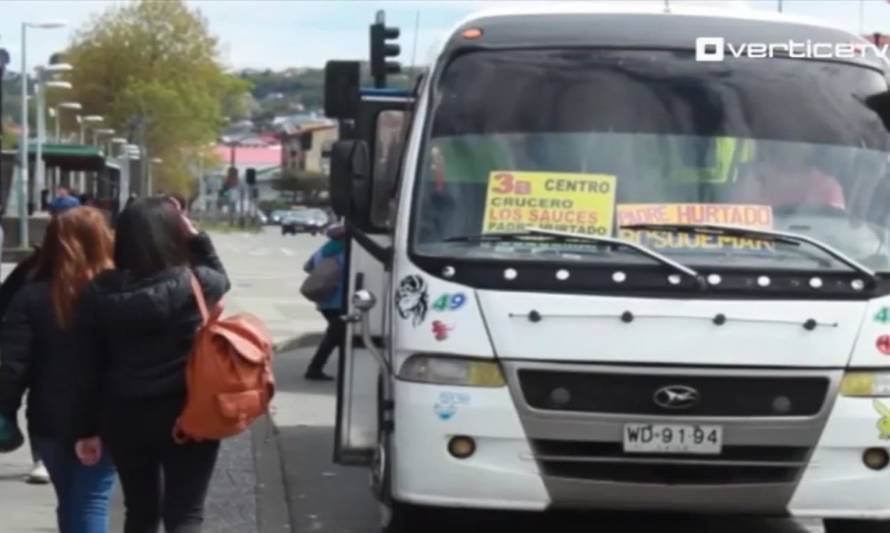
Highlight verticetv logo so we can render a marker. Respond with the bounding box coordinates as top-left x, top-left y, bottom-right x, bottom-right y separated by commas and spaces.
695, 36, 889, 62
